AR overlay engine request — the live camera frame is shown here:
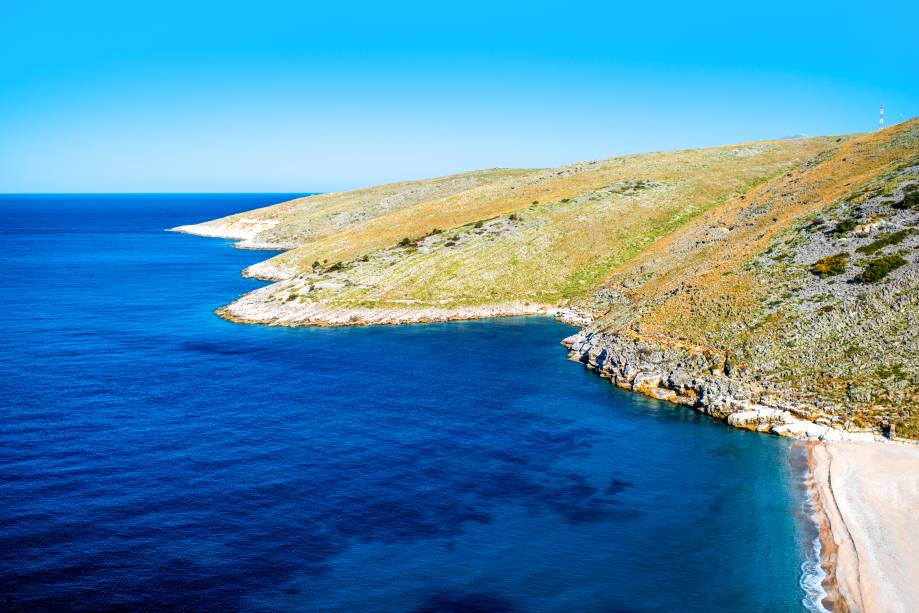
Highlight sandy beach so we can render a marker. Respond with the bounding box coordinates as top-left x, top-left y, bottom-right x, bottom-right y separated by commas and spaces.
810, 441, 919, 612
